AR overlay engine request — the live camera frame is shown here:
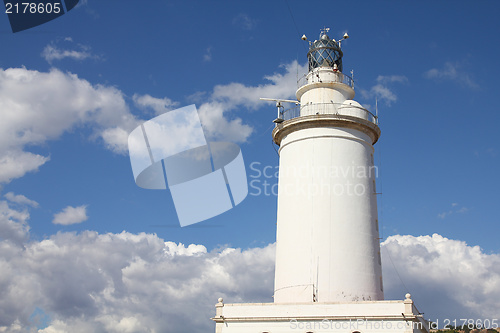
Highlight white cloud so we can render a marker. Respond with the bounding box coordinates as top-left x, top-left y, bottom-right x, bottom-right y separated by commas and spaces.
211, 61, 305, 110
0, 201, 499, 333
52, 205, 88, 225
164, 241, 207, 256
438, 203, 469, 219
376, 75, 408, 84
0, 61, 303, 183
203, 47, 212, 62
0, 200, 30, 246
197, 101, 253, 143
0, 151, 50, 184
370, 84, 397, 104
132, 94, 179, 115
232, 13, 257, 30
186, 91, 208, 104
131, 61, 304, 144
437, 211, 451, 219
4, 192, 39, 208
100, 127, 131, 153
382, 234, 500, 322
424, 62, 478, 89
41, 38, 98, 64
0, 202, 275, 332
42, 45, 93, 63
196, 61, 306, 143
360, 75, 408, 106
0, 67, 140, 183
